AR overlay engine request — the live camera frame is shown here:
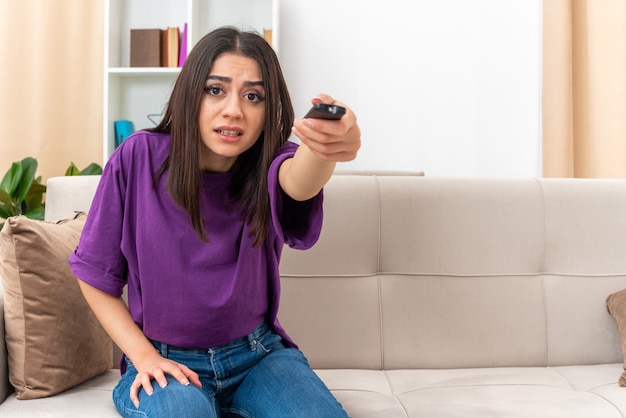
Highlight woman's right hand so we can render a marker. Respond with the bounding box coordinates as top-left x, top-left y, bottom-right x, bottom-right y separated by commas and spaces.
75, 282, 203, 408
130, 352, 202, 408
